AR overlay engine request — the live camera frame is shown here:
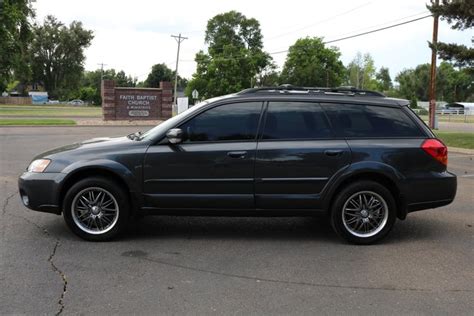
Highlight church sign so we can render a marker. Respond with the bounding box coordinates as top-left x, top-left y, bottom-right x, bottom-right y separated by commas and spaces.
101, 80, 173, 120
